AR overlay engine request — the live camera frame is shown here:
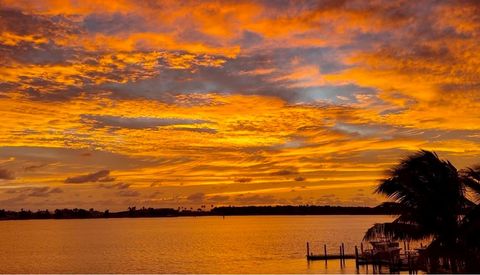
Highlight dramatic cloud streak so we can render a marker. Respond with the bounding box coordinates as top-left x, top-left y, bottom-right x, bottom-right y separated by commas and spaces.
82, 115, 212, 129
65, 170, 114, 184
